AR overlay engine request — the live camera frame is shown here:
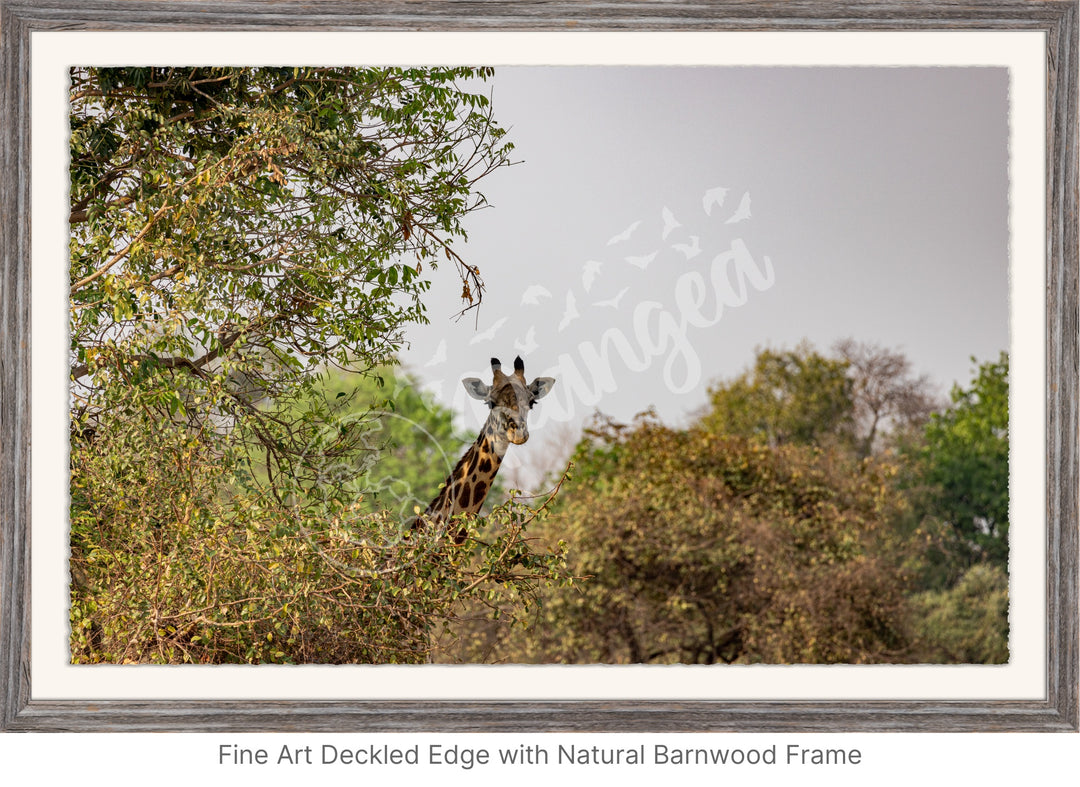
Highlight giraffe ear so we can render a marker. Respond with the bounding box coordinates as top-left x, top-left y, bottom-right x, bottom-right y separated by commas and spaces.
462, 378, 491, 401
529, 377, 556, 400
